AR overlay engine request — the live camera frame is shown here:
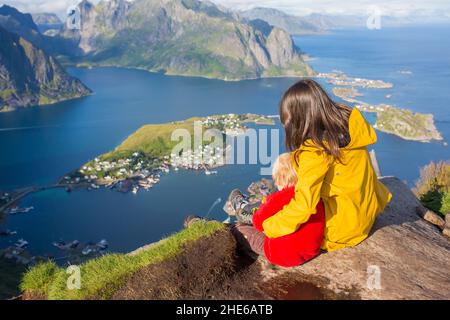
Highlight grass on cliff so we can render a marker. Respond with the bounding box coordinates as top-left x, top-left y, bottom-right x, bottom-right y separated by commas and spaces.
100, 117, 203, 161
20, 221, 225, 300
414, 160, 450, 216
104, 114, 271, 160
